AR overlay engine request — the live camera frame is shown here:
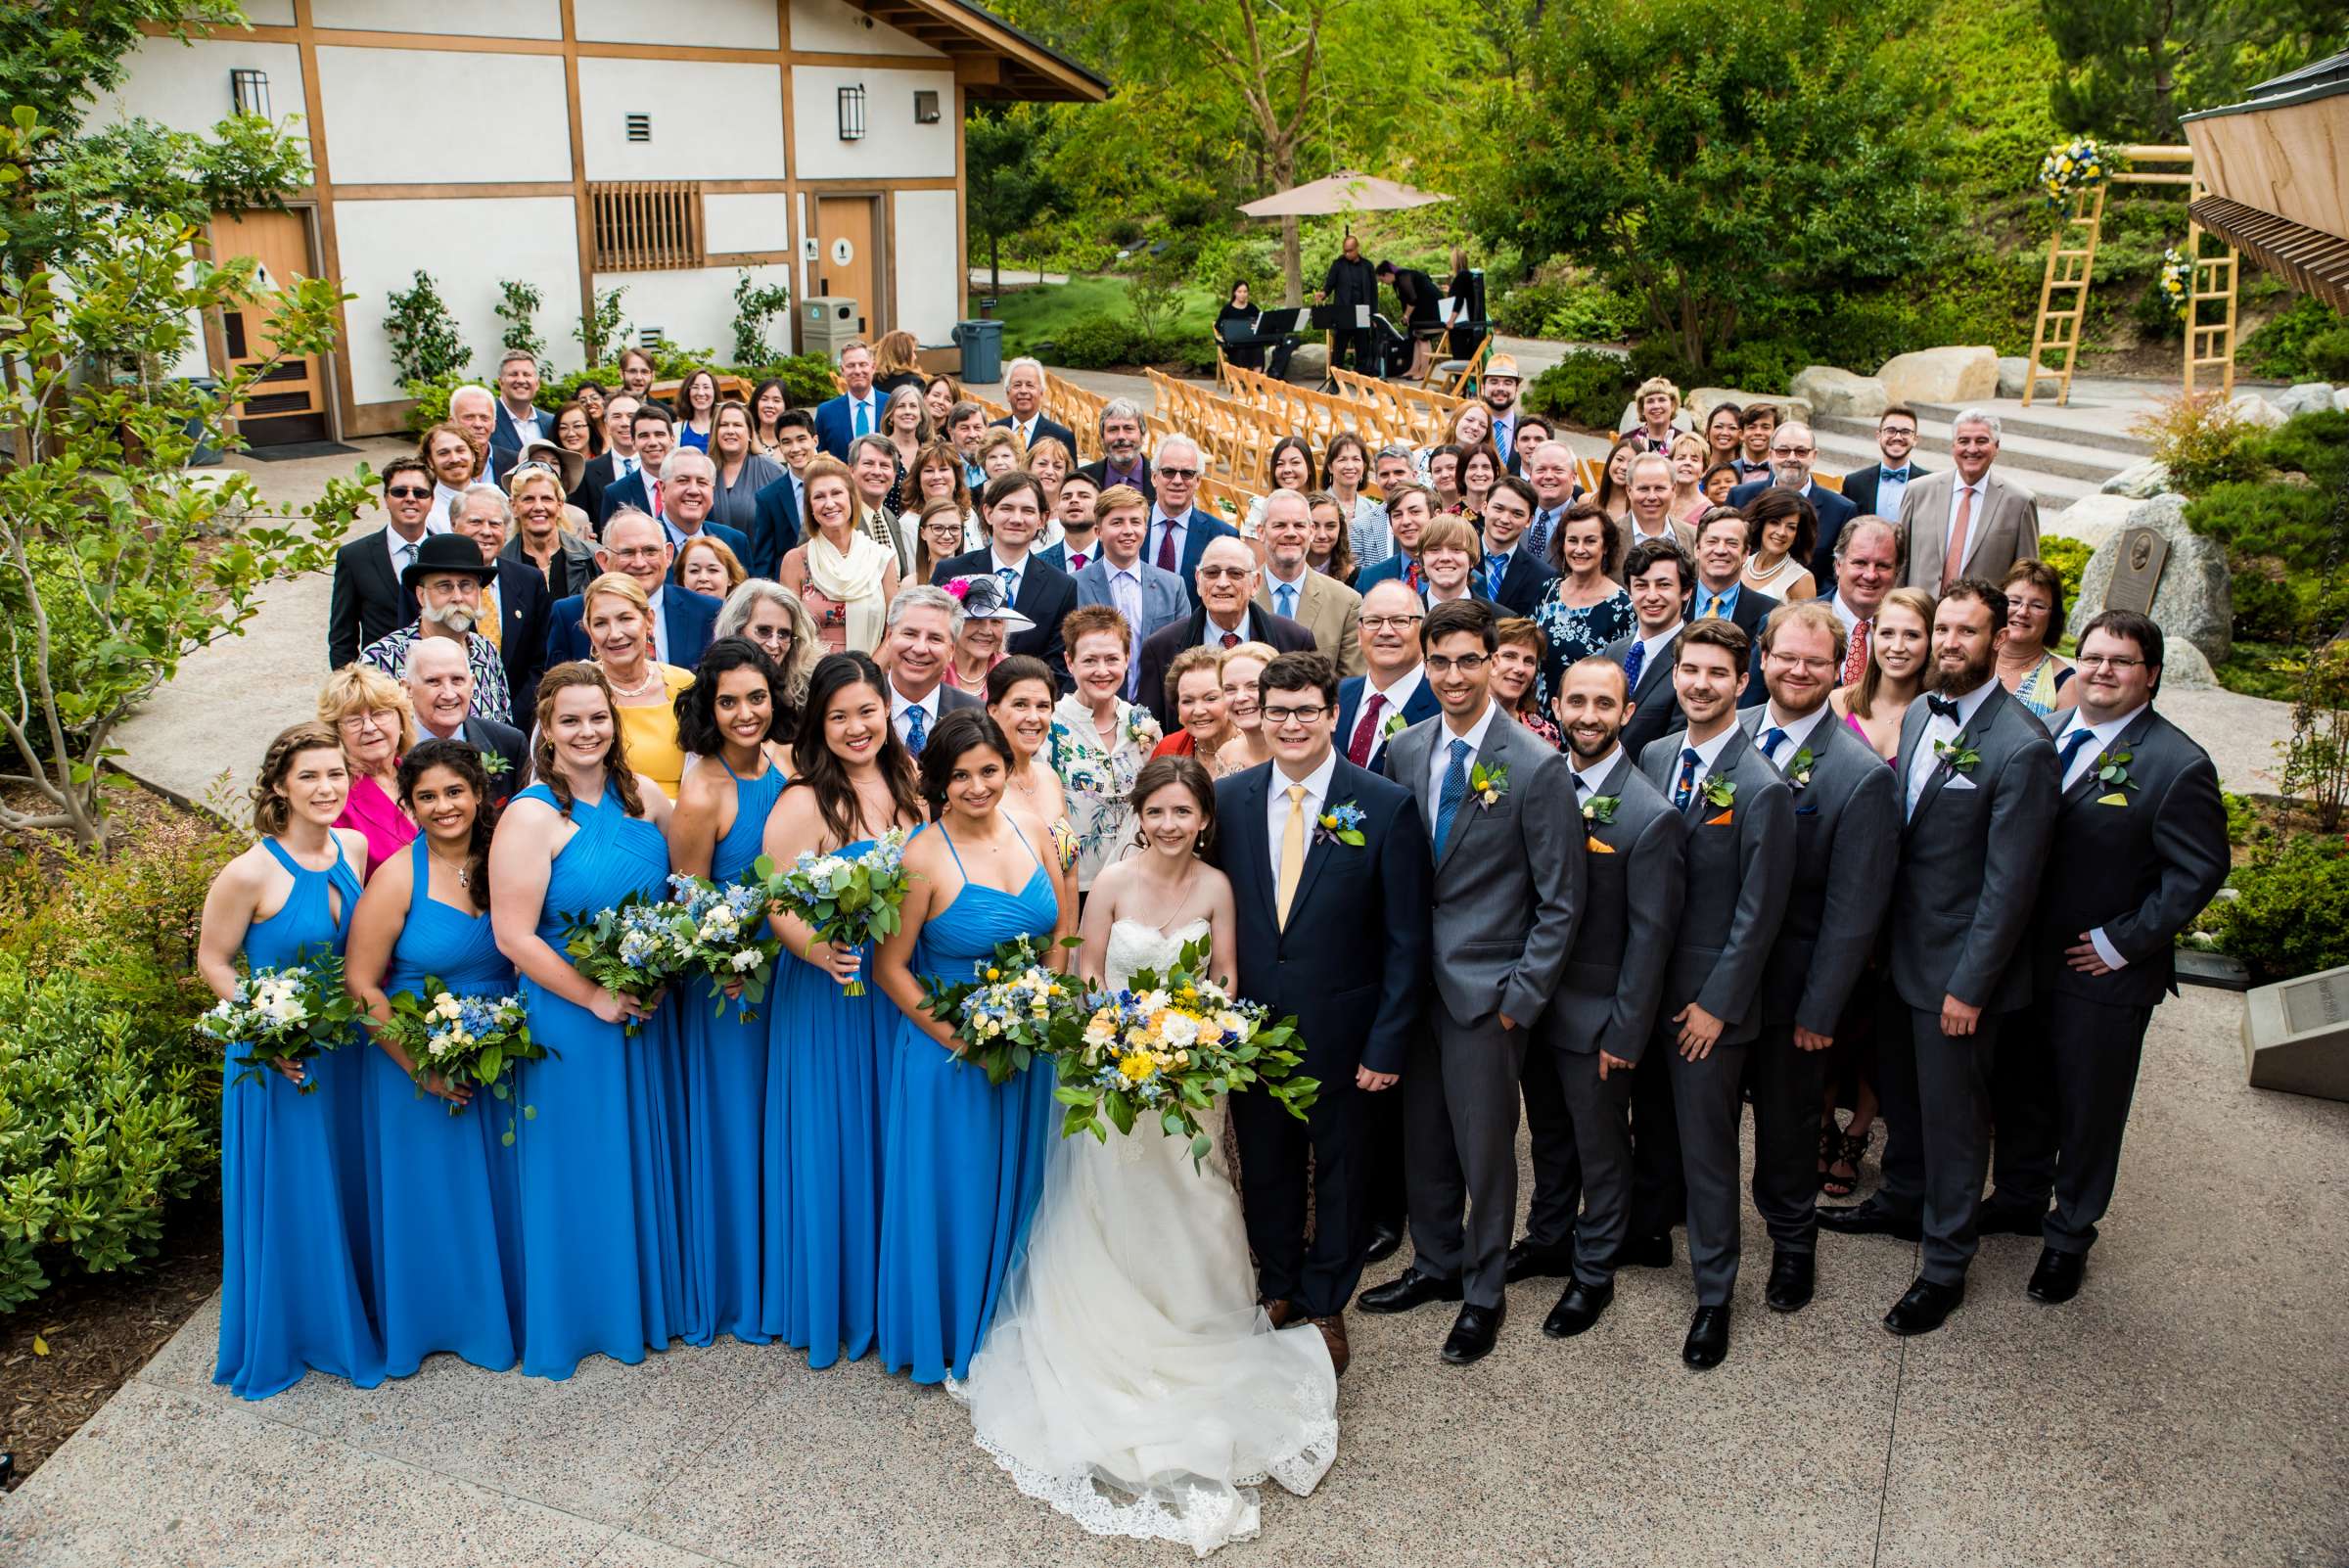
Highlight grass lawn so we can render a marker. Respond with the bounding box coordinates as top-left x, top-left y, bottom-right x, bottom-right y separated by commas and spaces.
977, 274, 1222, 357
